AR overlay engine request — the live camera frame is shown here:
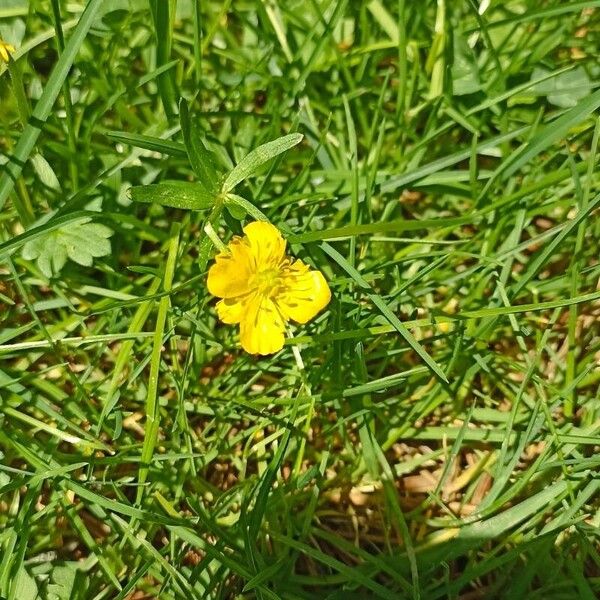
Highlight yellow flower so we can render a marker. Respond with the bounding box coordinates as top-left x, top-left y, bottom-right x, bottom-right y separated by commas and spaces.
0, 40, 15, 63
207, 221, 331, 355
